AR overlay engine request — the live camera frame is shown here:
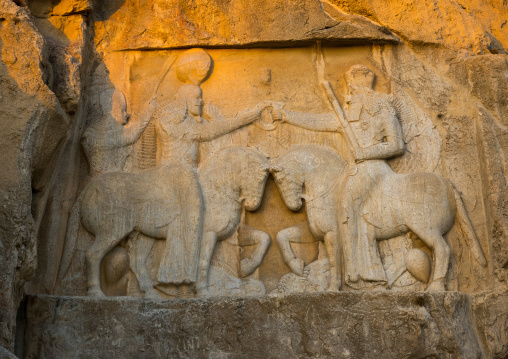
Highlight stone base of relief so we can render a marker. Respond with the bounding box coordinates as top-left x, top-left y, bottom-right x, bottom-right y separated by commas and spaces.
22, 292, 505, 359
2, 0, 508, 356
